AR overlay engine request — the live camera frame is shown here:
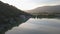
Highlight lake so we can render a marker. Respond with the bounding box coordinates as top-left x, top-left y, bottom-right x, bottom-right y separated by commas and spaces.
5, 18, 60, 34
